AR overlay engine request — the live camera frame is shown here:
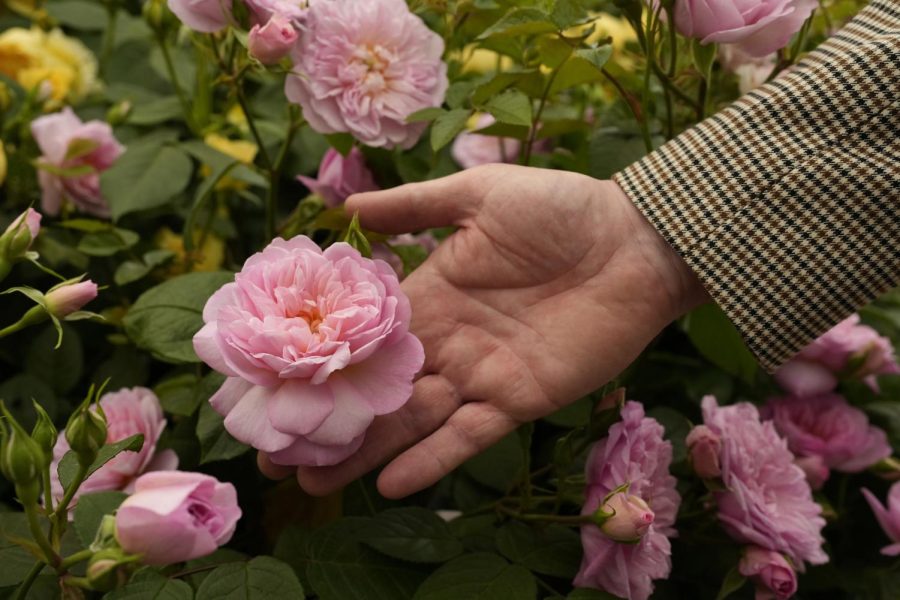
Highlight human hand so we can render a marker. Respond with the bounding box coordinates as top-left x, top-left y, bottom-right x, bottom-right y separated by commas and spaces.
260, 165, 708, 498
